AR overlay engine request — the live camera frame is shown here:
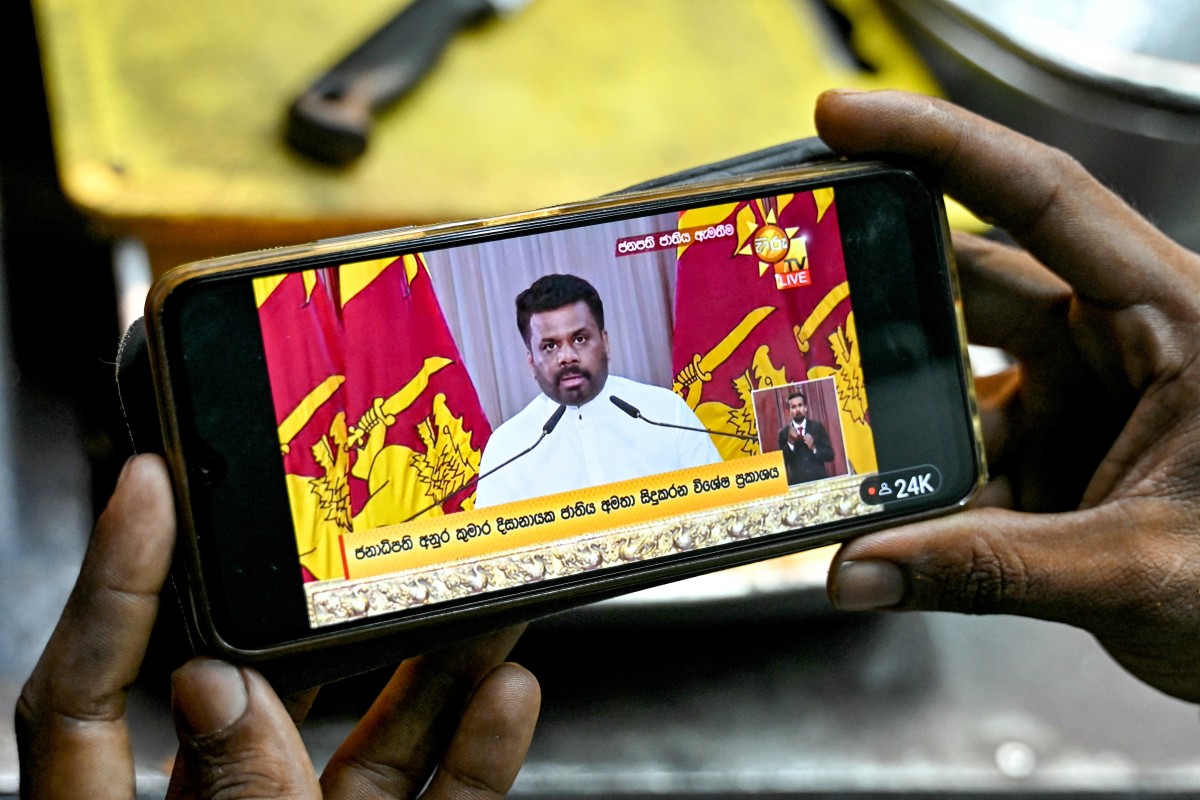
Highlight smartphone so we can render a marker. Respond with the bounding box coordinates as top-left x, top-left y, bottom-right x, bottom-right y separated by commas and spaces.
146, 160, 985, 666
